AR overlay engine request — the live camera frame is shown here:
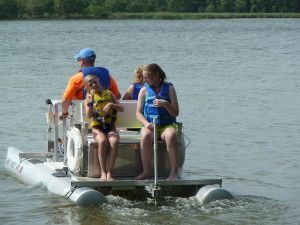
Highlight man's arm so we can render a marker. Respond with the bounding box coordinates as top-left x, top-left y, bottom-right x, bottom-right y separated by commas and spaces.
59, 98, 71, 120
109, 76, 122, 99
